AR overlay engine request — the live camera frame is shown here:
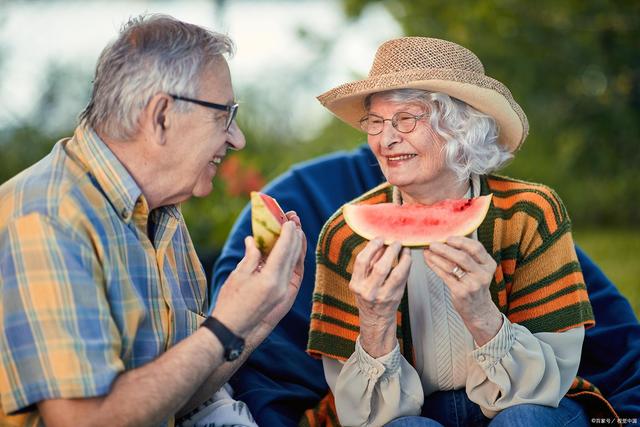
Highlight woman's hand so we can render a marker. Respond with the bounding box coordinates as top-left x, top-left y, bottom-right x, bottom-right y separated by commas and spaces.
350, 239, 412, 357
423, 235, 502, 346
